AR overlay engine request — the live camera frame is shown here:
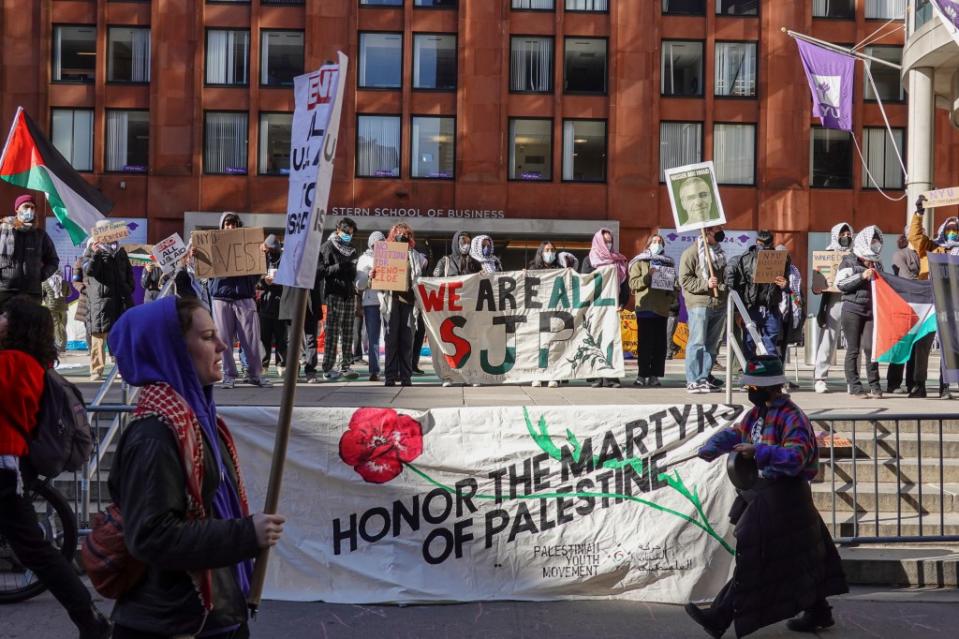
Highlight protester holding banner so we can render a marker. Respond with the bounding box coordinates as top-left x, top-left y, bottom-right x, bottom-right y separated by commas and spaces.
836, 226, 885, 399
82, 223, 135, 382
687, 355, 848, 638
0, 194, 60, 309
257, 235, 287, 377
680, 226, 727, 394
318, 218, 360, 381
813, 223, 853, 394
355, 231, 387, 382
434, 231, 476, 277
525, 240, 563, 388
558, 251, 579, 271
469, 234, 502, 274
887, 231, 925, 396
581, 227, 629, 388
374, 224, 422, 387
140, 261, 162, 303
628, 234, 677, 388
726, 231, 789, 361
